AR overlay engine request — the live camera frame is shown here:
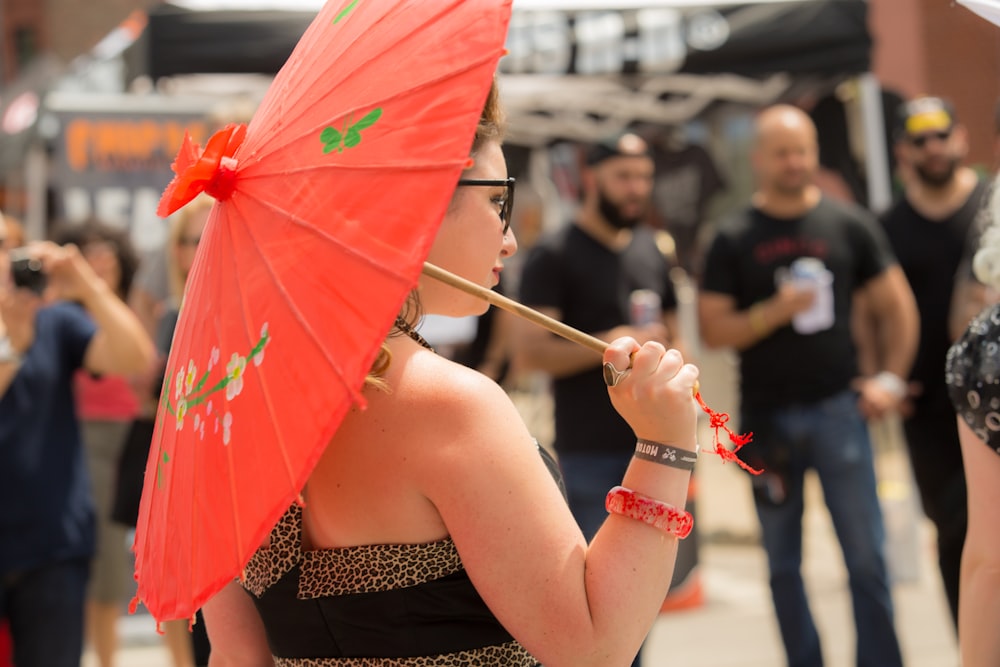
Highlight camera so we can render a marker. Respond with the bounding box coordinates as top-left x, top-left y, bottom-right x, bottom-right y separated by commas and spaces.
9, 250, 47, 295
